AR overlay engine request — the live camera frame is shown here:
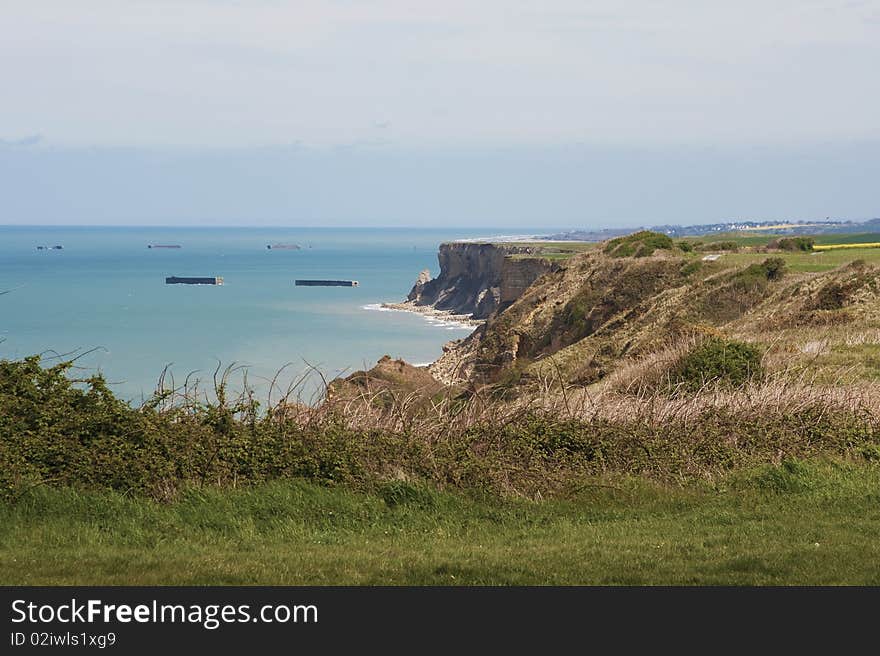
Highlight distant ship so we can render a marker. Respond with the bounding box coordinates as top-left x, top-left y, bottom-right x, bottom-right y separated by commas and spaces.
267, 244, 301, 250
148, 244, 182, 249
166, 276, 223, 285
36, 245, 63, 250
295, 279, 359, 287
